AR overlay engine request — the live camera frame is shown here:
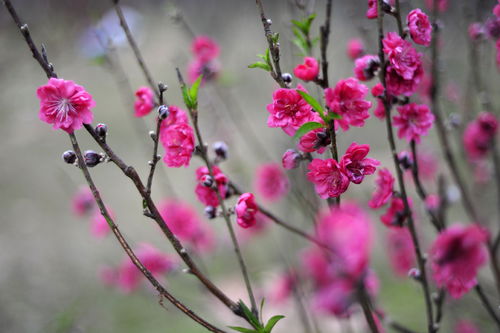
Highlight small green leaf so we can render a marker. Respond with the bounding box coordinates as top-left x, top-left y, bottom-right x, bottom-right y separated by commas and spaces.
265, 48, 271, 67
293, 121, 325, 140
259, 298, 266, 325
271, 32, 280, 44
188, 75, 203, 109
238, 300, 261, 329
292, 38, 308, 56
228, 326, 257, 333
181, 84, 192, 109
264, 315, 285, 333
248, 62, 272, 72
296, 90, 325, 117
326, 111, 342, 120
